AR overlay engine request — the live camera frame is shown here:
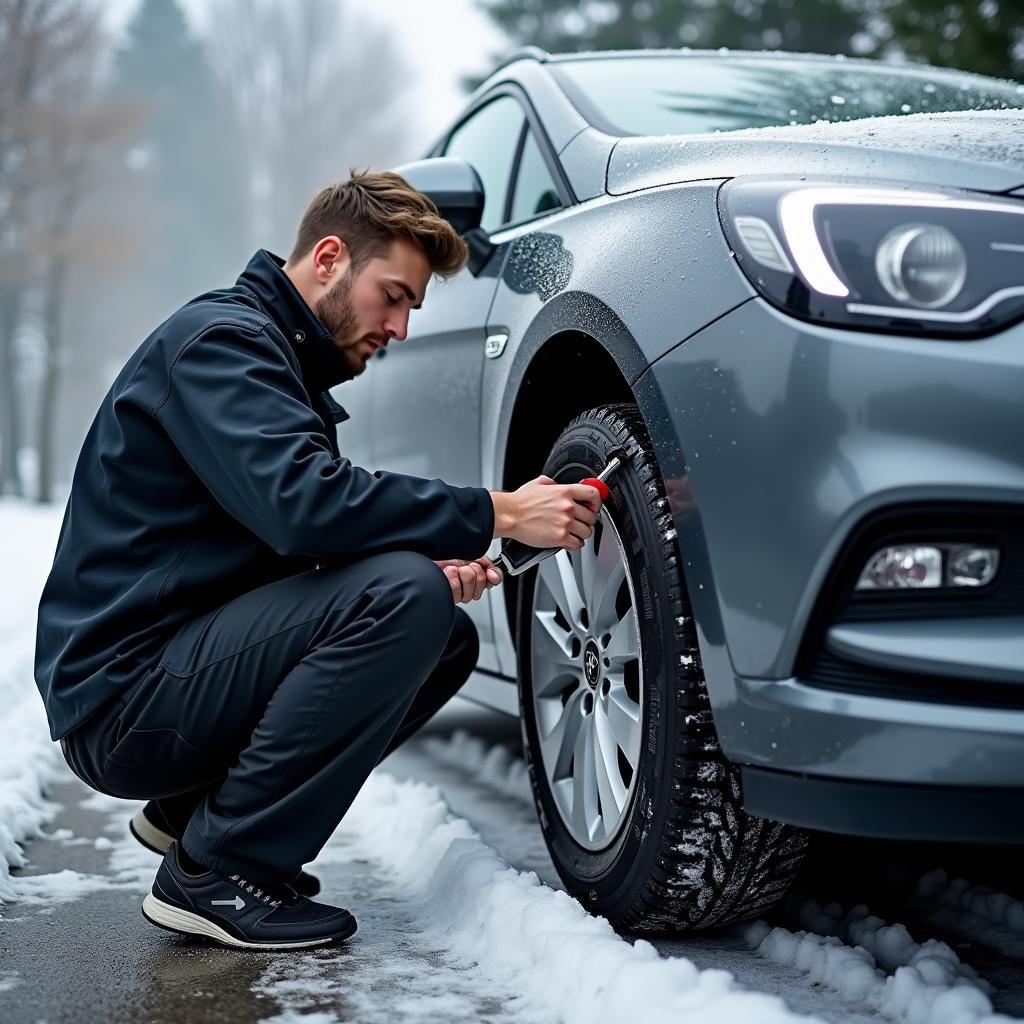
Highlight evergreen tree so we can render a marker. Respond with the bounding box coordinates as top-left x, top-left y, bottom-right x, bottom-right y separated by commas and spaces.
878, 0, 1023, 81
471, 0, 1022, 87
472, 0, 865, 58
108, 0, 249, 322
